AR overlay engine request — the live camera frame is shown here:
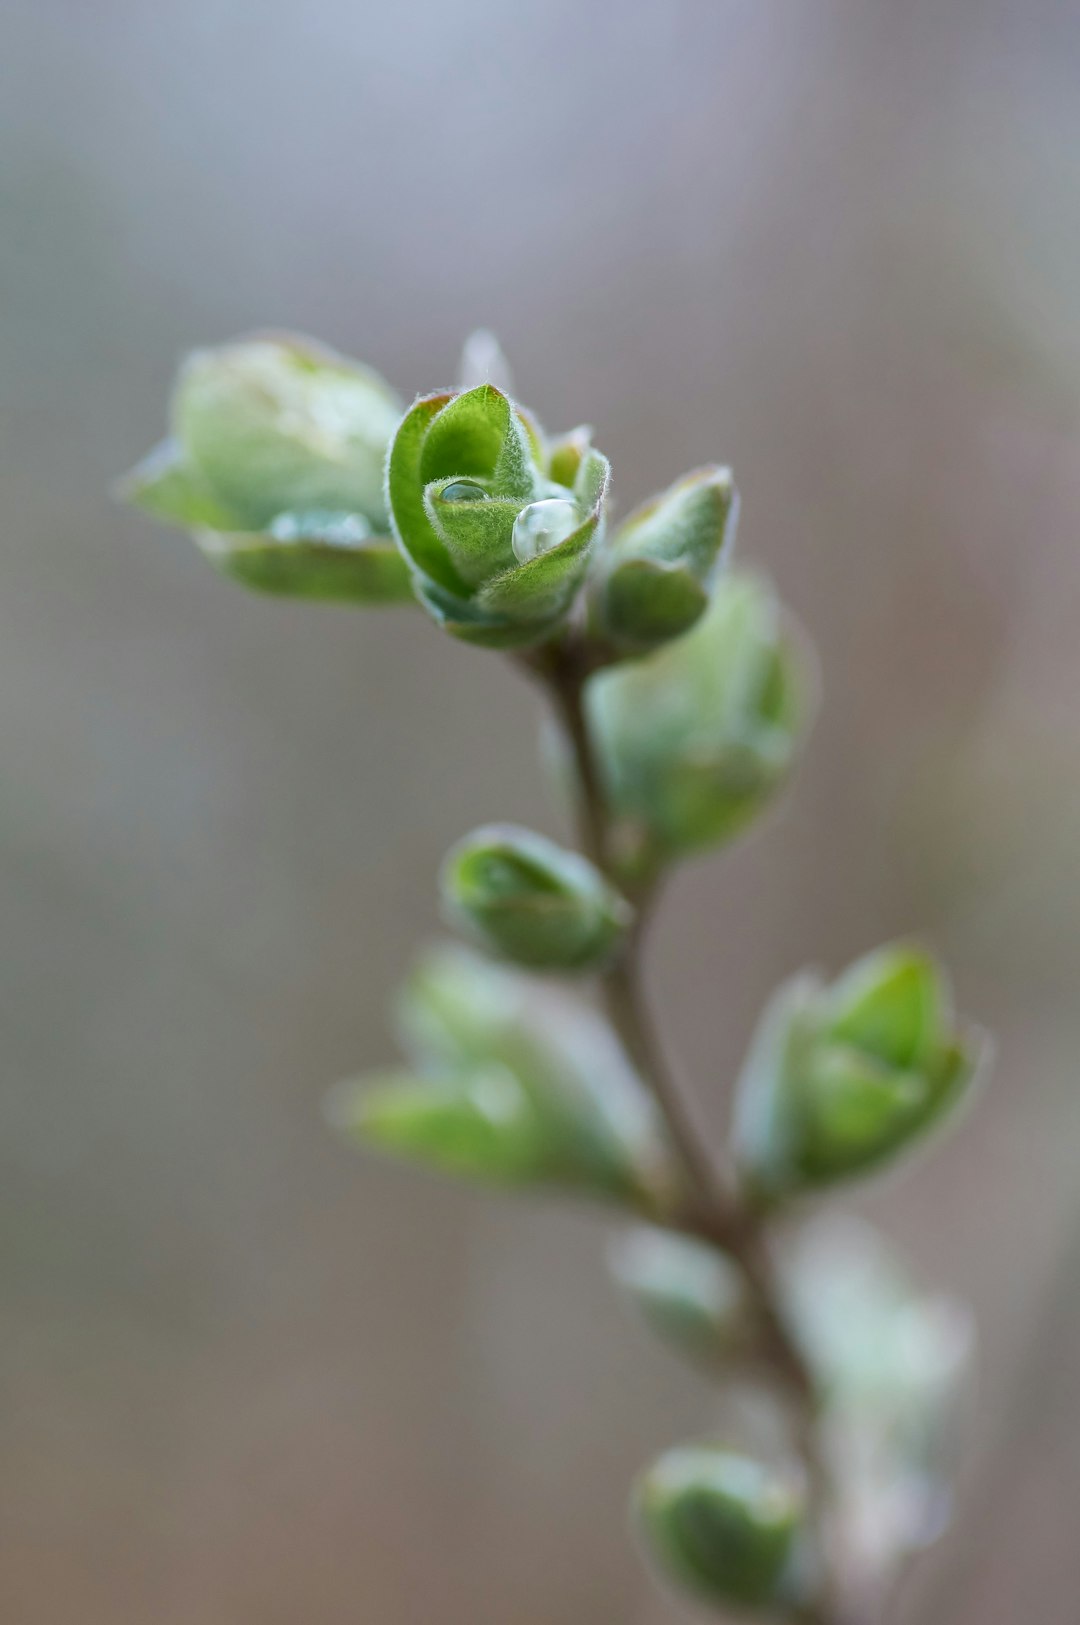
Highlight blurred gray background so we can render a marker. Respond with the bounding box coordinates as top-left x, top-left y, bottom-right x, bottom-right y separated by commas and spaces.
3, 2, 1080, 1621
